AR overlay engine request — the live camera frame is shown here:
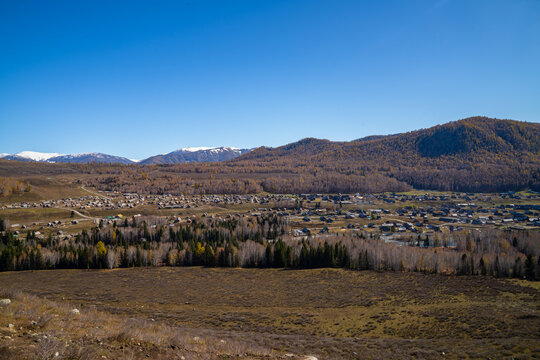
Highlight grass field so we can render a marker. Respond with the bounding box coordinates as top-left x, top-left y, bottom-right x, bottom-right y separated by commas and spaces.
1, 268, 539, 359
0, 177, 87, 205
0, 207, 74, 225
